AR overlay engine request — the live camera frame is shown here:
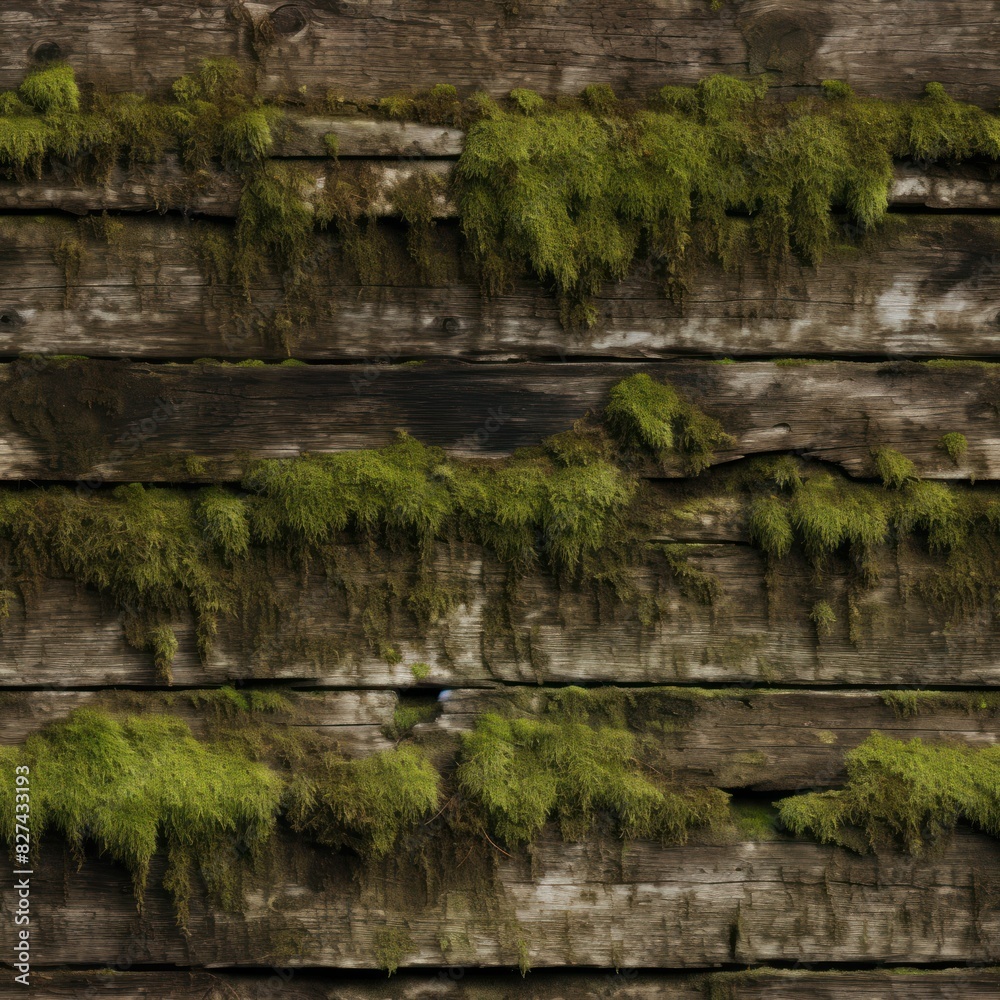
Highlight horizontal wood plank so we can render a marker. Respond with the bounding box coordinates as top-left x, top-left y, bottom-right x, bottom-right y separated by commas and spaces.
4, 161, 999, 217
3, 540, 1000, 689
3, 1, 1000, 105
6, 968, 1000, 999
4, 831, 999, 968
3, 687, 997, 791
0, 359, 996, 480
3, 215, 1000, 361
